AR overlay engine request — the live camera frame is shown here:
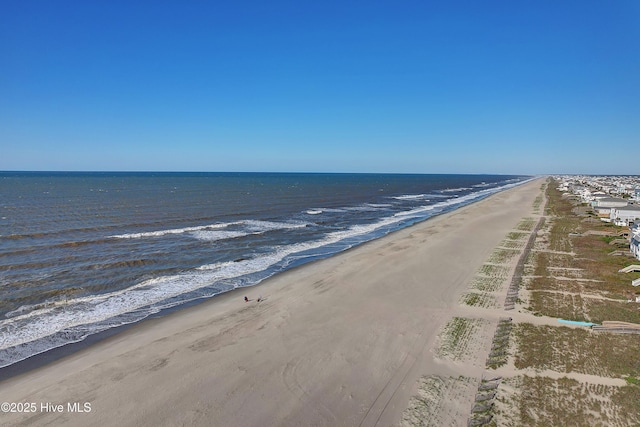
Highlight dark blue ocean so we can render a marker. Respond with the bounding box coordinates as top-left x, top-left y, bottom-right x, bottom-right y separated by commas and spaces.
0, 172, 529, 367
